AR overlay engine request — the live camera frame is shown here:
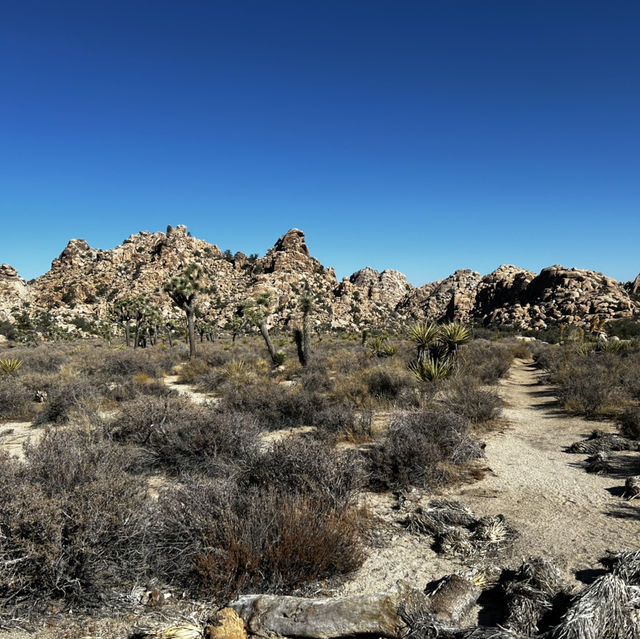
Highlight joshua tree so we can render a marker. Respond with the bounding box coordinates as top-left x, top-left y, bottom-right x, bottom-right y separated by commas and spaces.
294, 292, 313, 366
228, 316, 245, 343
243, 291, 282, 366
108, 297, 137, 347
164, 263, 203, 359
195, 312, 217, 342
